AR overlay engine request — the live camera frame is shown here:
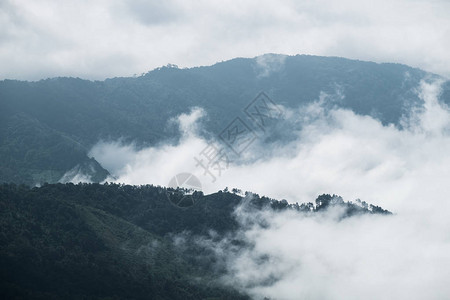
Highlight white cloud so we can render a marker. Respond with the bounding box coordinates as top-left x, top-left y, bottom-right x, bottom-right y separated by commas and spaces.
90, 80, 450, 212
88, 107, 208, 186
59, 165, 93, 184
255, 53, 287, 78
207, 199, 450, 300
1, 0, 449, 80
